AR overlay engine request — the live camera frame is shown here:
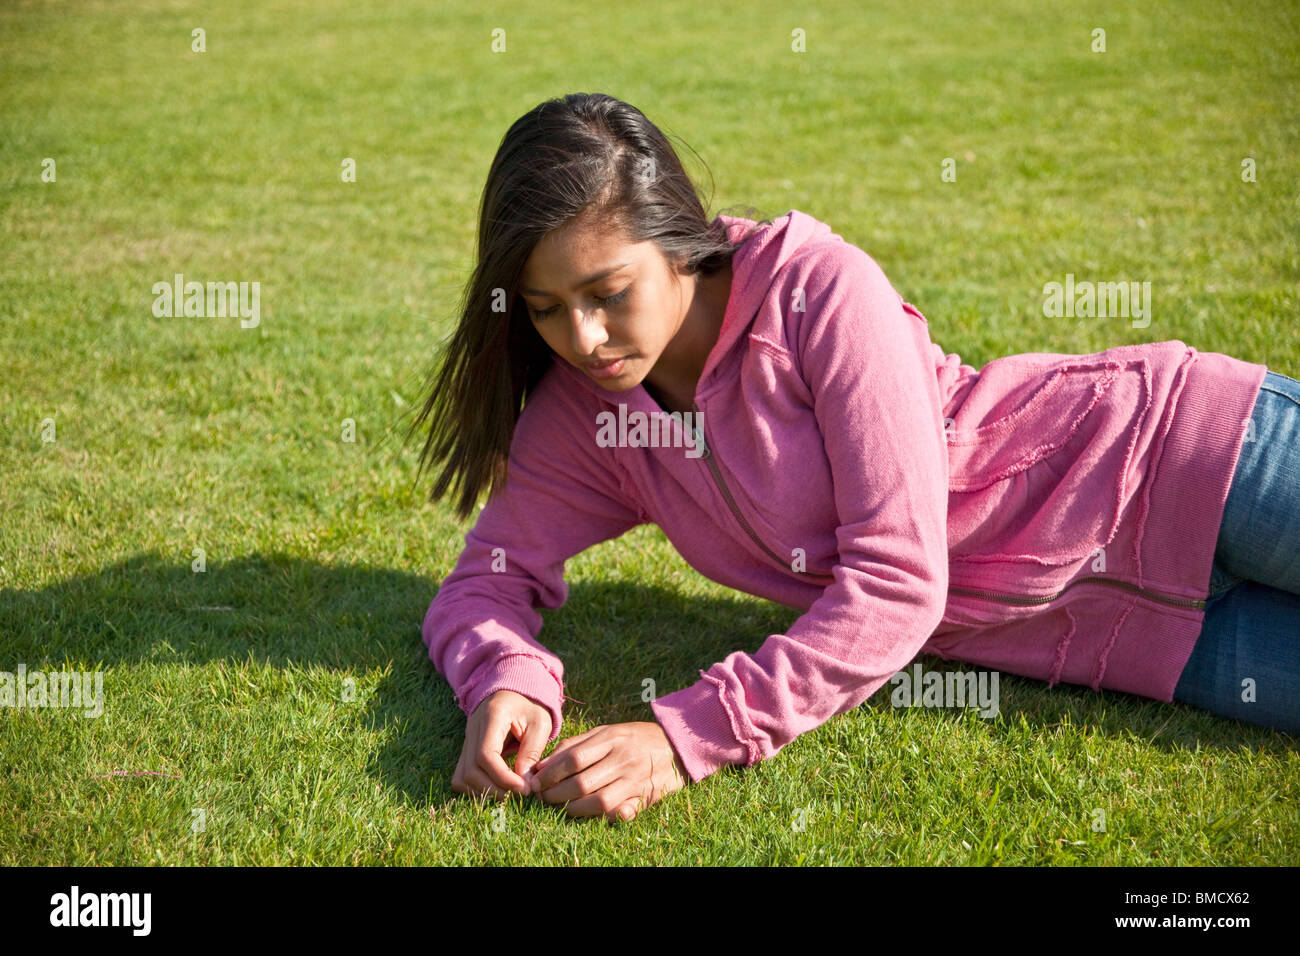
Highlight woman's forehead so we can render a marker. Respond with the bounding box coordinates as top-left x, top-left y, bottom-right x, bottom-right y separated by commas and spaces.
522, 223, 656, 287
